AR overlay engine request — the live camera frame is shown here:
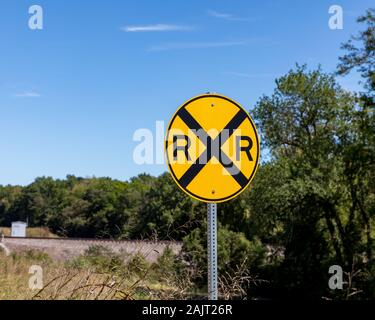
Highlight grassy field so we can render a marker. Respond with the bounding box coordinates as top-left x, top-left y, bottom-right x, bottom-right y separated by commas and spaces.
0, 227, 58, 238
0, 227, 206, 300
0, 245, 200, 300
